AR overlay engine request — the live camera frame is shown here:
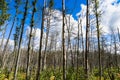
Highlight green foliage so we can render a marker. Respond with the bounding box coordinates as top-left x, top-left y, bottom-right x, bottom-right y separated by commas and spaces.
49, 0, 54, 9
1, 67, 120, 80
40, 68, 62, 80
0, 0, 10, 26
0, 70, 5, 80
66, 67, 76, 80
14, 26, 20, 46
0, 74, 5, 80
17, 72, 26, 80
